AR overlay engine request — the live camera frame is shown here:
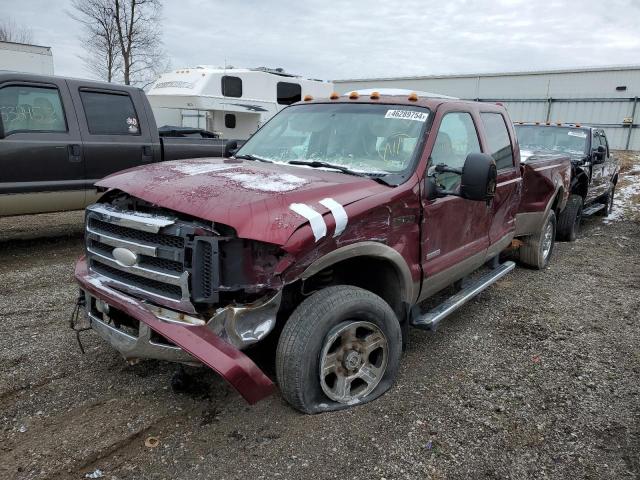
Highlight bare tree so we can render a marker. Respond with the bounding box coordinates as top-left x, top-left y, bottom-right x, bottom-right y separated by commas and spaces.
69, 0, 167, 86
0, 18, 34, 44
114, 0, 166, 86
70, 0, 121, 82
